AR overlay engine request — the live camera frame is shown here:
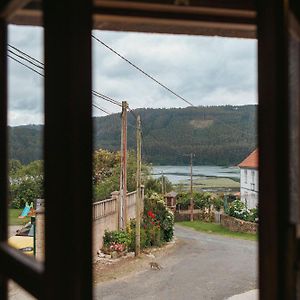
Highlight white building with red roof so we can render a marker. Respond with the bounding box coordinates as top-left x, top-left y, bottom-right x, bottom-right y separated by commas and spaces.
238, 149, 258, 209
